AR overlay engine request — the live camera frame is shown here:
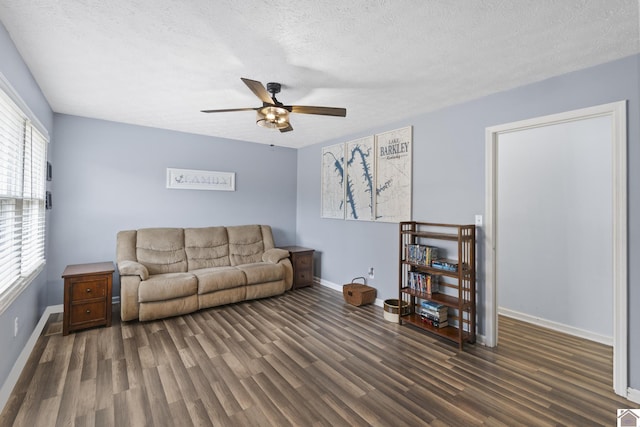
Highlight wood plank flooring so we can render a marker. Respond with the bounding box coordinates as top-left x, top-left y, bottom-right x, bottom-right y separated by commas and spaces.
1, 285, 634, 426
